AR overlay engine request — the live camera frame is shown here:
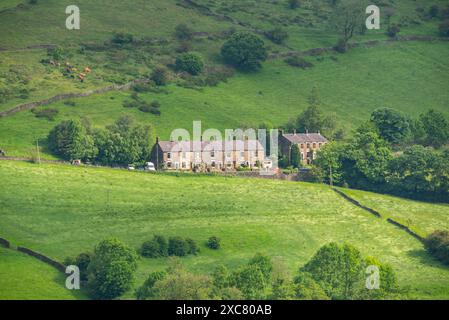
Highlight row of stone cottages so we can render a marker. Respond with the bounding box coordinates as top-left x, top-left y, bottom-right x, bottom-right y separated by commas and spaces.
150, 131, 328, 171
